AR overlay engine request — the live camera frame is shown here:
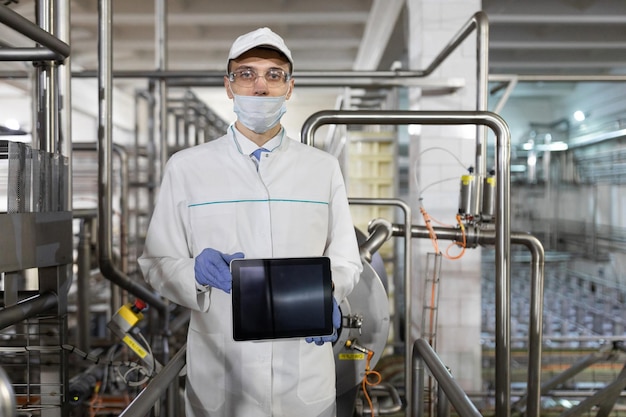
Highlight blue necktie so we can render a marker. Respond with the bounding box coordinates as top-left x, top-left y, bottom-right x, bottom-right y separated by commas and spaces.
250, 148, 268, 171
251, 148, 269, 161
